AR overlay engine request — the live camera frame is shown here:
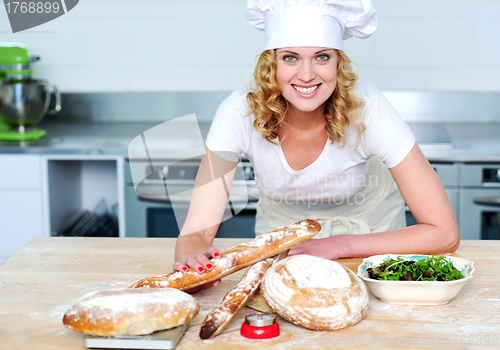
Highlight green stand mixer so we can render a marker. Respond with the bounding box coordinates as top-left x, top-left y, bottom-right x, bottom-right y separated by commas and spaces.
0, 42, 61, 141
